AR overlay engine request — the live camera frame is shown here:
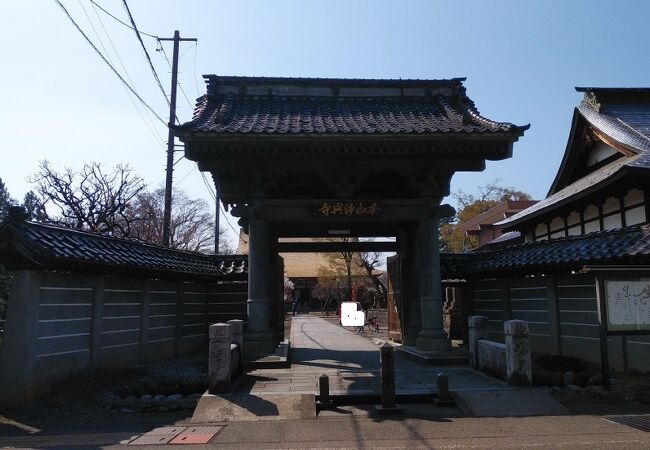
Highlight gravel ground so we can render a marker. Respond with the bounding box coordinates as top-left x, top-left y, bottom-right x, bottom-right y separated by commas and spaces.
0, 353, 208, 424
